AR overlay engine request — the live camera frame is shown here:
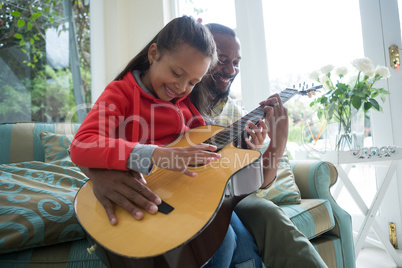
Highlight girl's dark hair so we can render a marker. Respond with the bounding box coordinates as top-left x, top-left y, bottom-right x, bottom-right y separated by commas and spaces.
114, 16, 217, 81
